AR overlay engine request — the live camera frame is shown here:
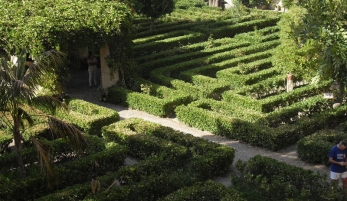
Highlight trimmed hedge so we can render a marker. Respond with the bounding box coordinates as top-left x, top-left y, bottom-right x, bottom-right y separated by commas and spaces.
222, 80, 332, 113
0, 135, 105, 174
175, 103, 347, 150
133, 32, 207, 57
35, 172, 123, 201
136, 39, 251, 79
55, 98, 120, 136
102, 118, 235, 179
297, 129, 347, 165
0, 144, 127, 200
106, 84, 192, 117
211, 17, 280, 39
232, 155, 335, 200
160, 180, 246, 201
